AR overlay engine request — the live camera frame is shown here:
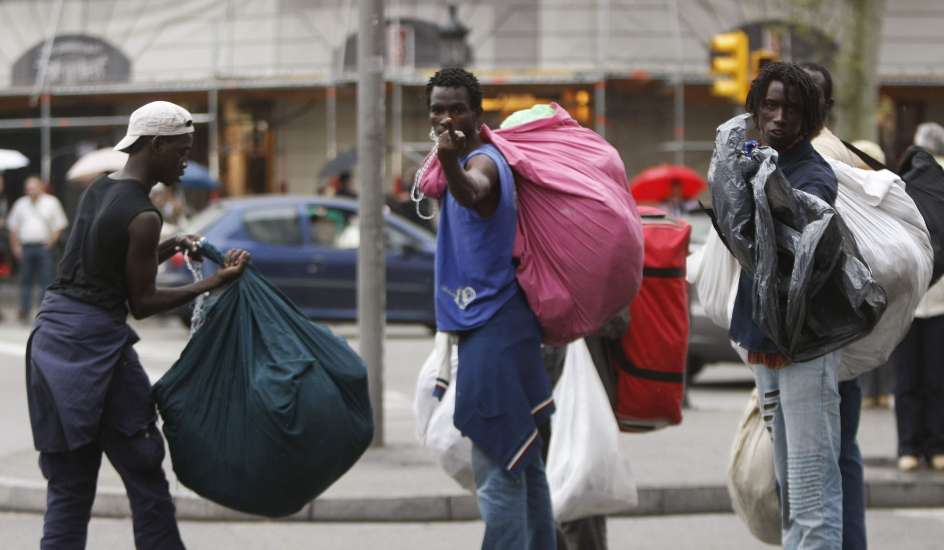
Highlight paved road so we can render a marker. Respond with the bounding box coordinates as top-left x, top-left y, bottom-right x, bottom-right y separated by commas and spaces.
4, 509, 944, 549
